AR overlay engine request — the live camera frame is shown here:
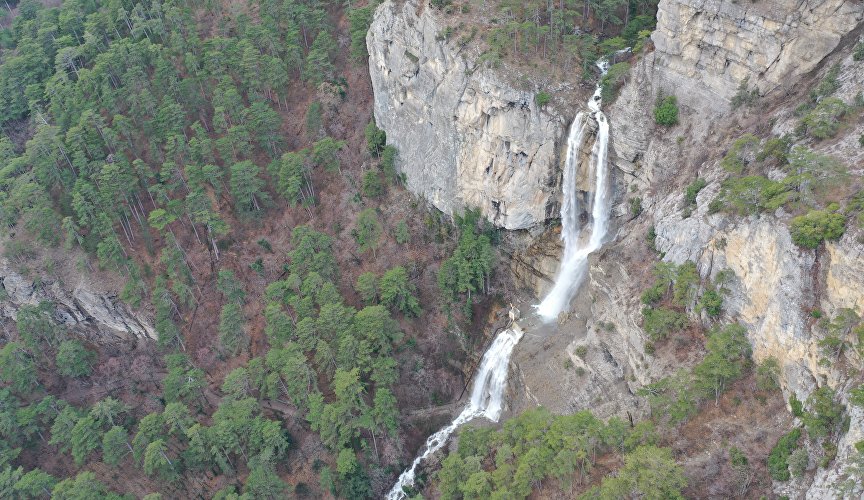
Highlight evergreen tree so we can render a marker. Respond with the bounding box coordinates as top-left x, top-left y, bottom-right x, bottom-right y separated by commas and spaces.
55, 340, 95, 378
379, 266, 420, 317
